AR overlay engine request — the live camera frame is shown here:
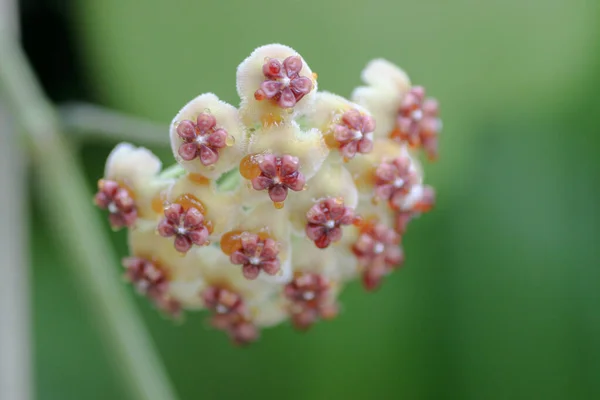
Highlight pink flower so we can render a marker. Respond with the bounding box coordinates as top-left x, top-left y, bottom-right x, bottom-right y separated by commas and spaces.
352, 223, 404, 291
94, 179, 137, 229
251, 154, 306, 202
393, 185, 436, 234
230, 232, 281, 279
393, 86, 441, 160
284, 273, 338, 330
122, 257, 181, 316
157, 203, 210, 253
305, 198, 354, 249
176, 113, 228, 166
373, 156, 418, 209
202, 286, 258, 345
254, 56, 313, 108
333, 109, 375, 159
